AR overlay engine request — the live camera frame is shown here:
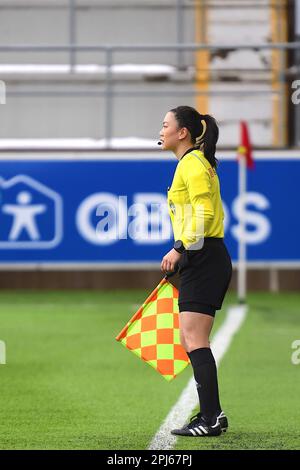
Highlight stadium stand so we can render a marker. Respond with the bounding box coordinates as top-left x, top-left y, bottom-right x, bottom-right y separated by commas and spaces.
0, 0, 295, 146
